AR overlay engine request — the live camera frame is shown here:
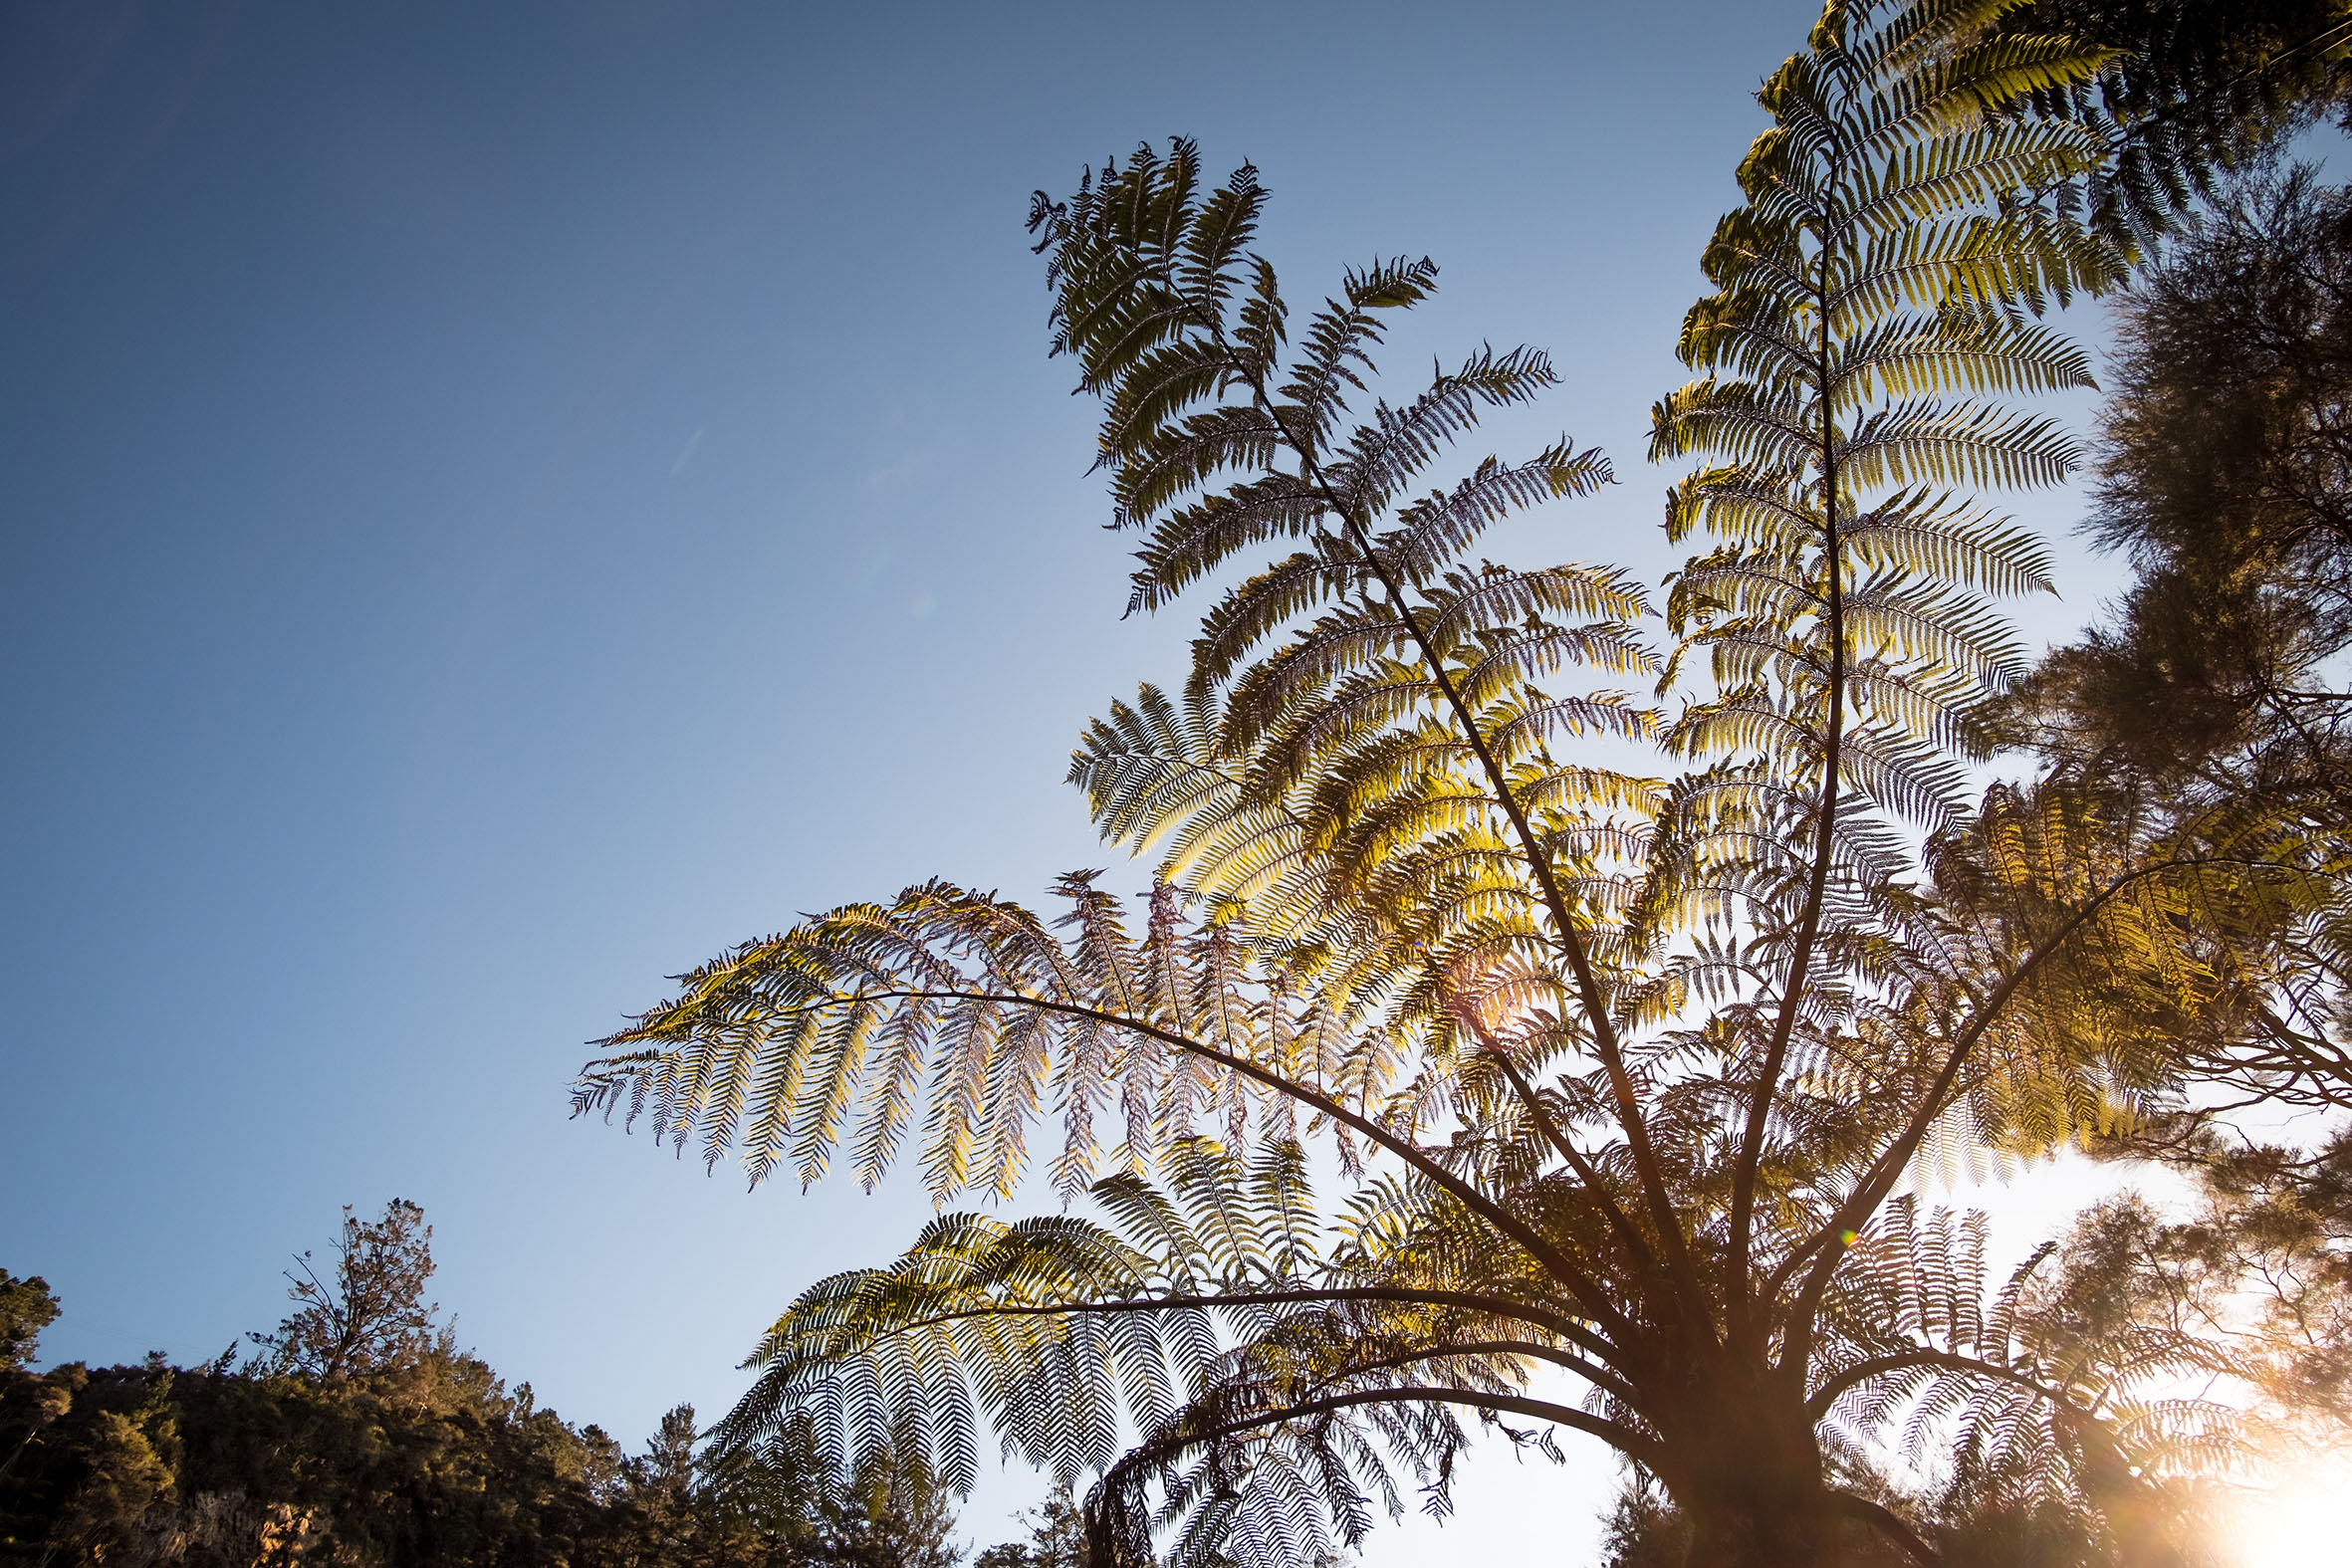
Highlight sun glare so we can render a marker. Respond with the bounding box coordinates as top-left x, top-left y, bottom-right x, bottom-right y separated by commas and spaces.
2227, 1463, 2352, 1568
